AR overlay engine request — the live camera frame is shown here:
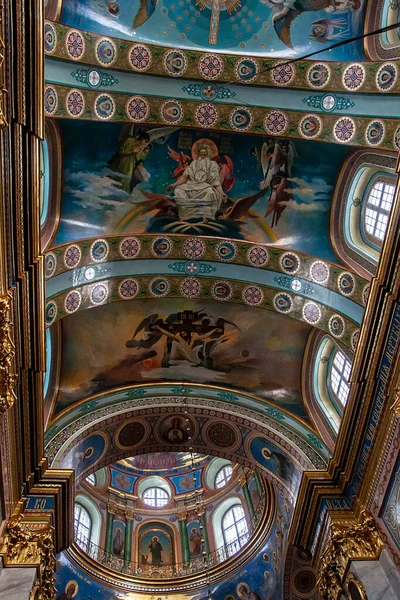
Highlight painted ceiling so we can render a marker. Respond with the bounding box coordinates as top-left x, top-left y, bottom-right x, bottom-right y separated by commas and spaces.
59, 0, 368, 58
